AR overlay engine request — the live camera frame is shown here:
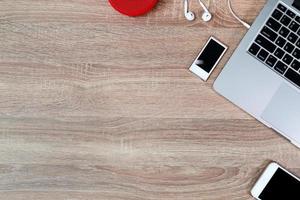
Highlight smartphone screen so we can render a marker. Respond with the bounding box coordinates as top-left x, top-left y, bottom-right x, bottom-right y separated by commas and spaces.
195, 38, 226, 73
259, 168, 300, 199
